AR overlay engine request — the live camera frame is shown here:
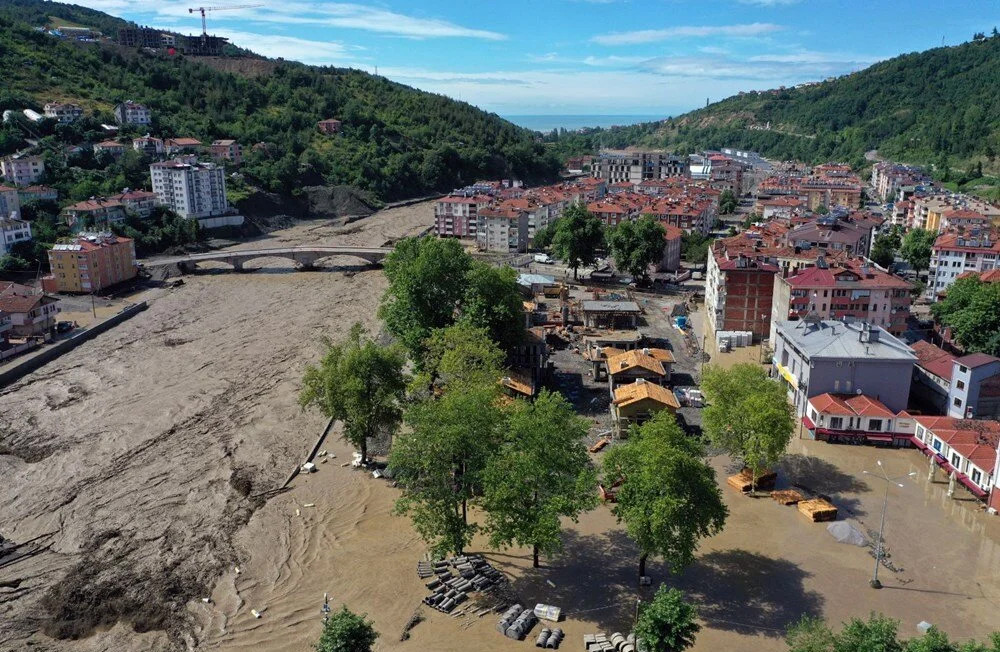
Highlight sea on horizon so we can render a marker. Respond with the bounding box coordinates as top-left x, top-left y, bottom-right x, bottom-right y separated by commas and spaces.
503, 114, 665, 133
